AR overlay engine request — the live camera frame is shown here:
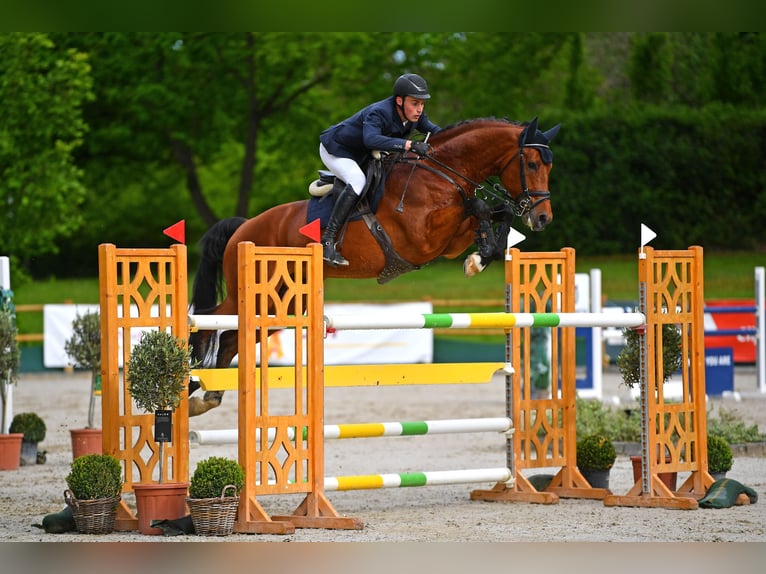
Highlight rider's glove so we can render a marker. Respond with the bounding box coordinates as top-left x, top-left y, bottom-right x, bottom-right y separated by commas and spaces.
410, 141, 432, 156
